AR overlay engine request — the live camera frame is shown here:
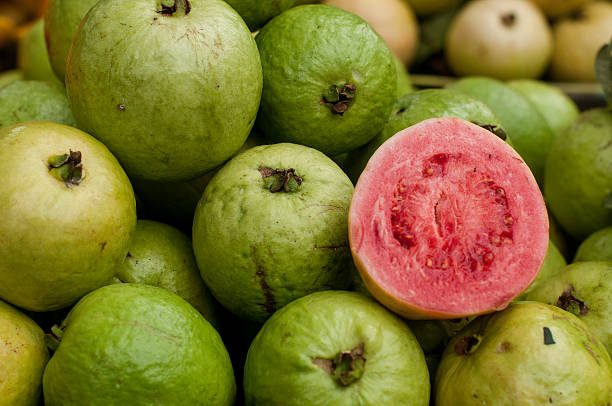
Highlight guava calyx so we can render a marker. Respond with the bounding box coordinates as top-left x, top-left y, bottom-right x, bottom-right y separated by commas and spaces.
472, 121, 507, 141
454, 334, 482, 355
501, 13, 516, 28
258, 166, 303, 193
321, 84, 356, 116
312, 342, 366, 386
556, 284, 589, 316
45, 324, 65, 352
158, 0, 191, 17
48, 150, 85, 187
